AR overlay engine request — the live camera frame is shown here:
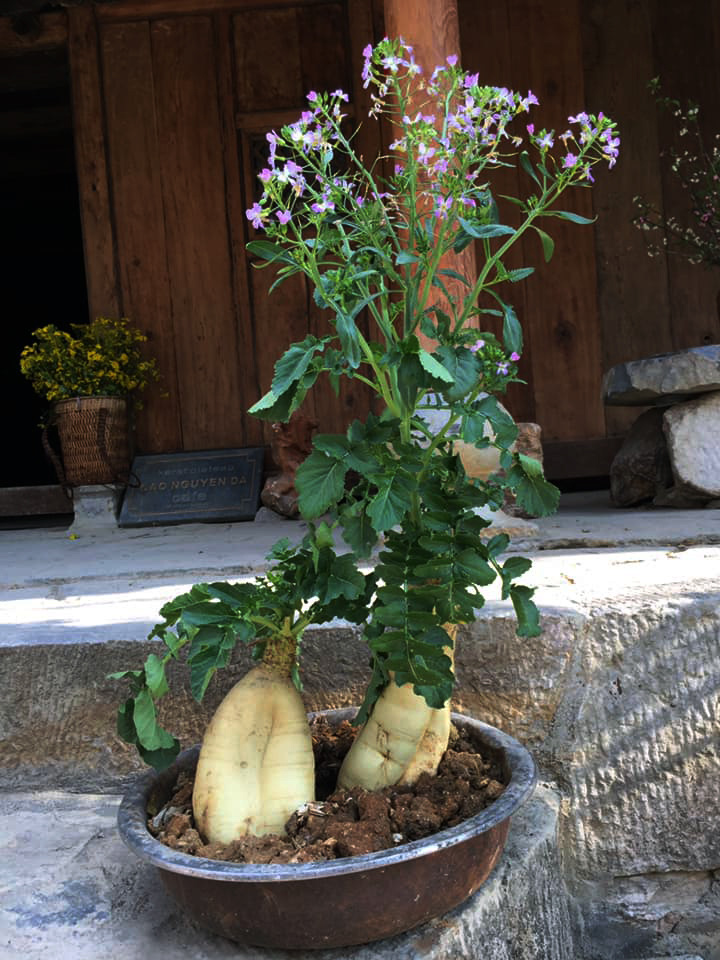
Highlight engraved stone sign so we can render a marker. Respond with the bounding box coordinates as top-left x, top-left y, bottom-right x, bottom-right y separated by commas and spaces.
118, 448, 264, 526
